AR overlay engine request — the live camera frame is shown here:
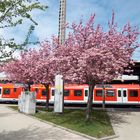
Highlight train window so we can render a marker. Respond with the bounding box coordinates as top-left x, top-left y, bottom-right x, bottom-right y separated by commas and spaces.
14, 88, 17, 92
52, 90, 55, 96
85, 90, 88, 97
106, 90, 115, 97
74, 90, 82, 96
64, 90, 70, 96
96, 90, 102, 97
130, 90, 138, 97
123, 90, 126, 97
0, 89, 1, 94
3, 88, 10, 95
118, 90, 121, 97
42, 90, 47, 96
